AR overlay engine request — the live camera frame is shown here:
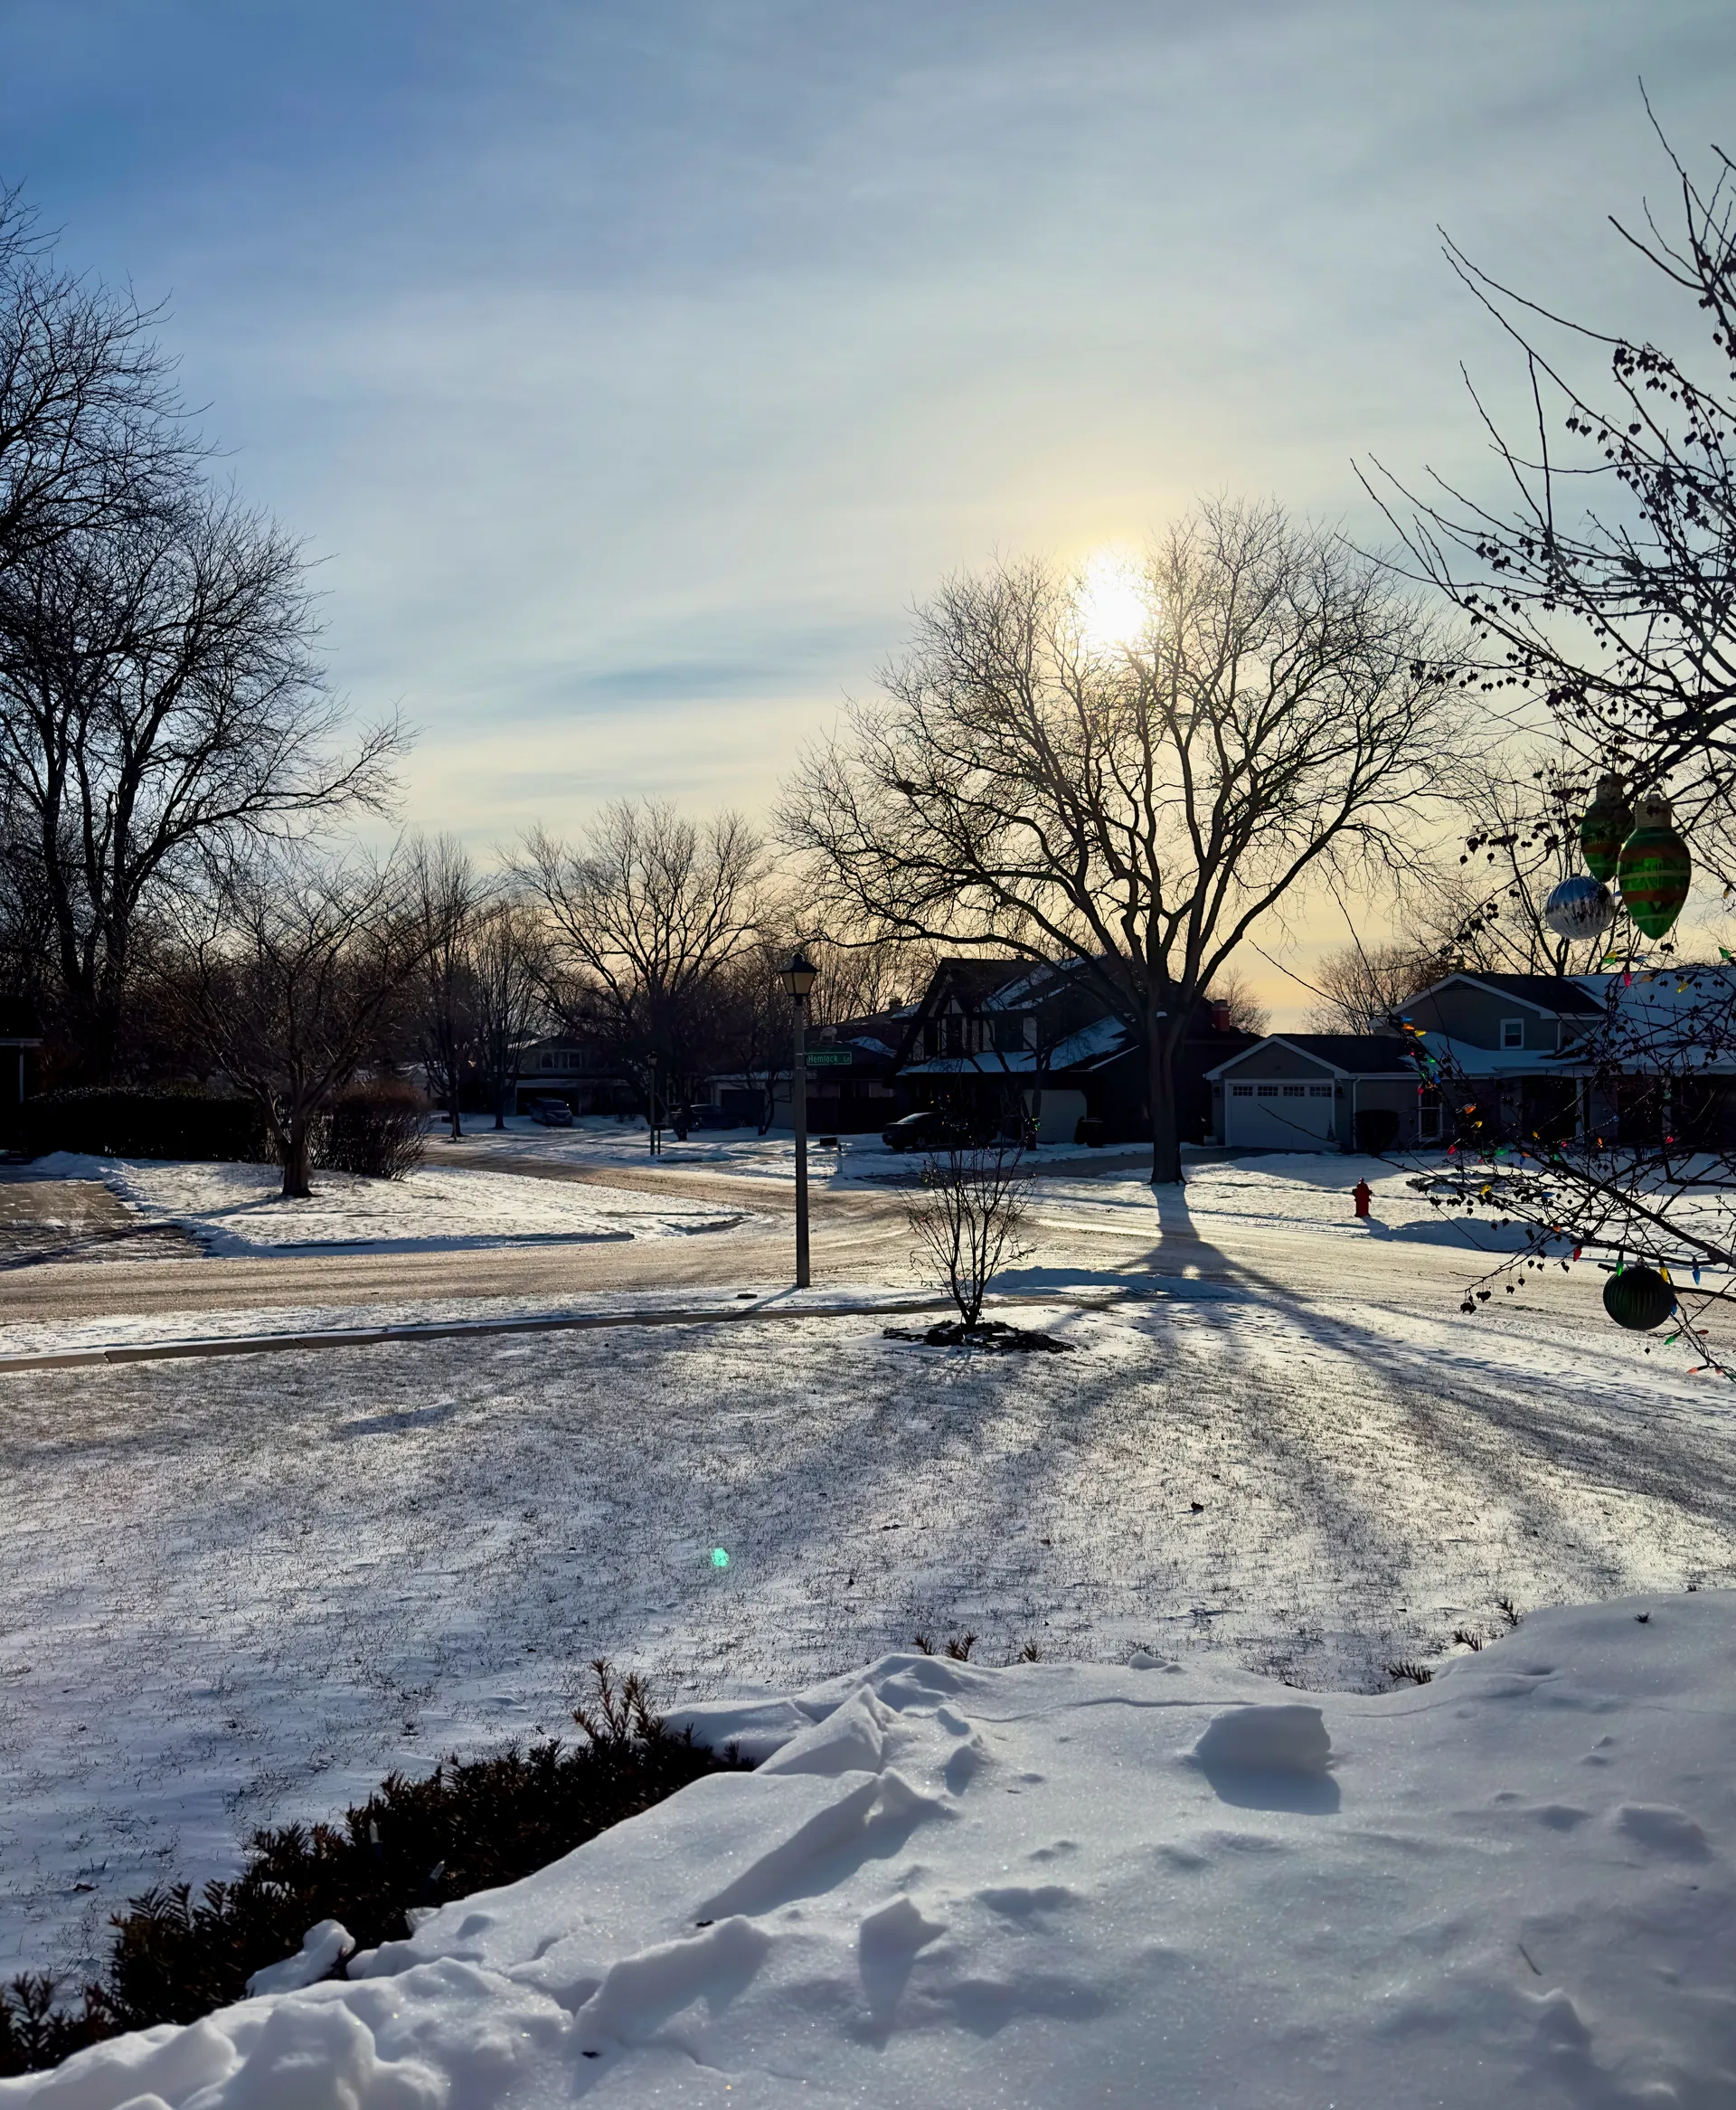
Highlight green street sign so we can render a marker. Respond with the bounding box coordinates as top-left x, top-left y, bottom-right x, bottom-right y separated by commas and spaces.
804, 1047, 854, 1068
